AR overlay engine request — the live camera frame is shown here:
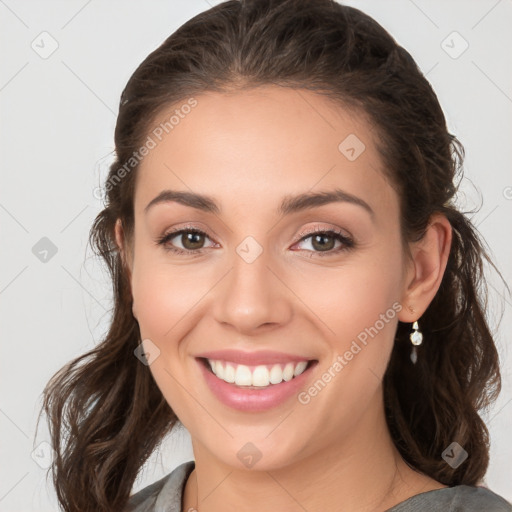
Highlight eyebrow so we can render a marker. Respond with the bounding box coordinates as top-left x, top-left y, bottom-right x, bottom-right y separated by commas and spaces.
144, 187, 374, 219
